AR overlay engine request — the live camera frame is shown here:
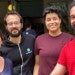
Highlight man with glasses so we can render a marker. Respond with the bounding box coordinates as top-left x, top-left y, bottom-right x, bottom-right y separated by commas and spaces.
0, 11, 35, 75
